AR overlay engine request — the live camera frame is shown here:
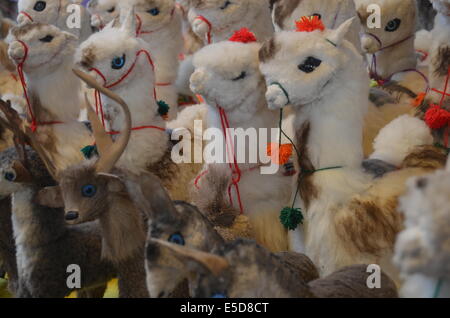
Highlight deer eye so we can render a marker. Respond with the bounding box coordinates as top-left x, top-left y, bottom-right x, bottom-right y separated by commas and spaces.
220, 0, 231, 10
39, 35, 54, 43
168, 232, 185, 245
298, 56, 322, 73
111, 54, 126, 70
107, 6, 115, 13
148, 7, 160, 16
232, 71, 246, 81
385, 18, 401, 32
3, 170, 16, 182
34, 1, 47, 12
81, 184, 97, 198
